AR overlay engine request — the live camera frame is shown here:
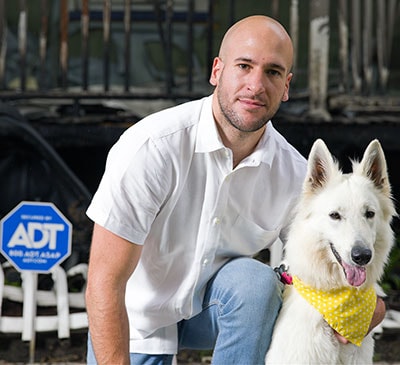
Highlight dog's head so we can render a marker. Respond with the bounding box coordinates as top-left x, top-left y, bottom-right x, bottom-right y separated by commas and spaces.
285, 139, 396, 290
